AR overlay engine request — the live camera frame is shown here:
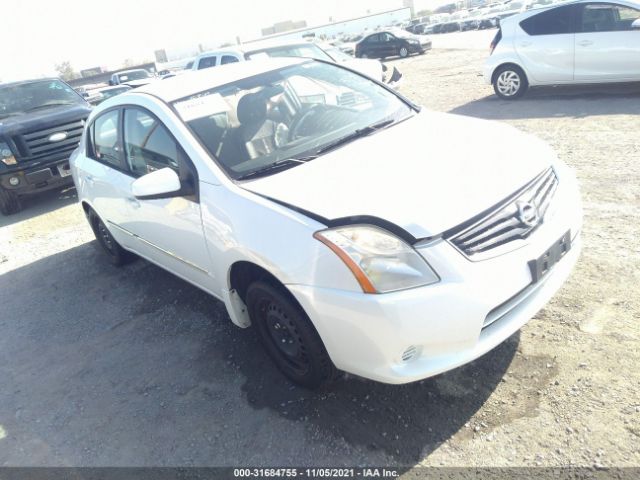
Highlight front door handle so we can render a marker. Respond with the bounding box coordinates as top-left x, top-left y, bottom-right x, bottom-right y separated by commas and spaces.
126, 197, 140, 208
85, 174, 94, 184
578, 40, 593, 47
520, 41, 532, 47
